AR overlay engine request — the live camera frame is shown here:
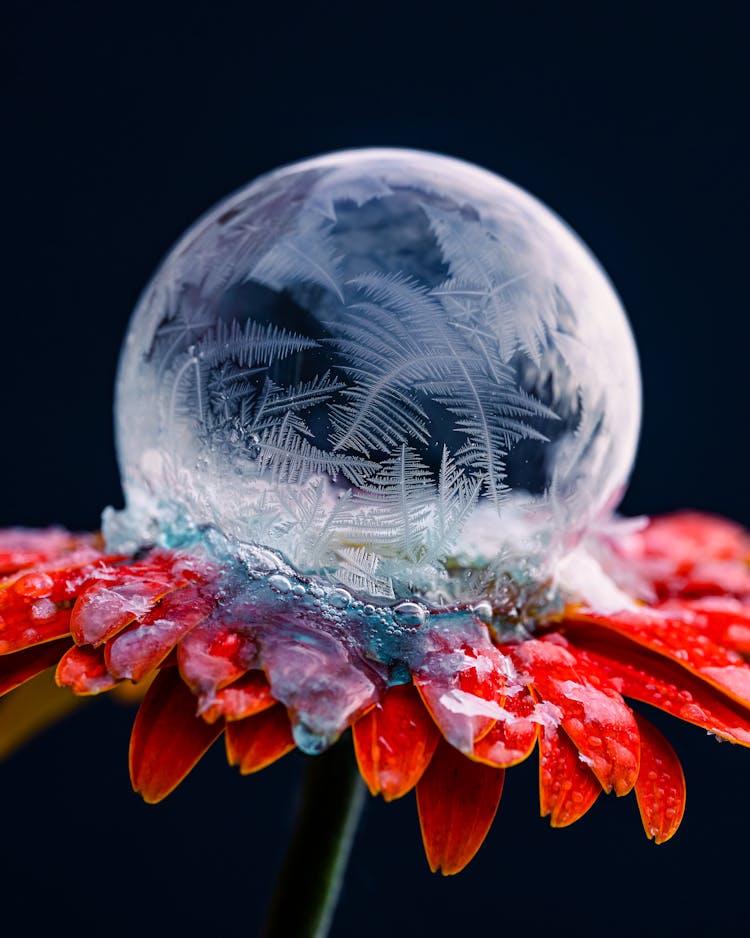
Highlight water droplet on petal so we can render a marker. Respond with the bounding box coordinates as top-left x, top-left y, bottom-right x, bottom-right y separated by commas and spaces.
30, 598, 57, 621
472, 601, 493, 624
